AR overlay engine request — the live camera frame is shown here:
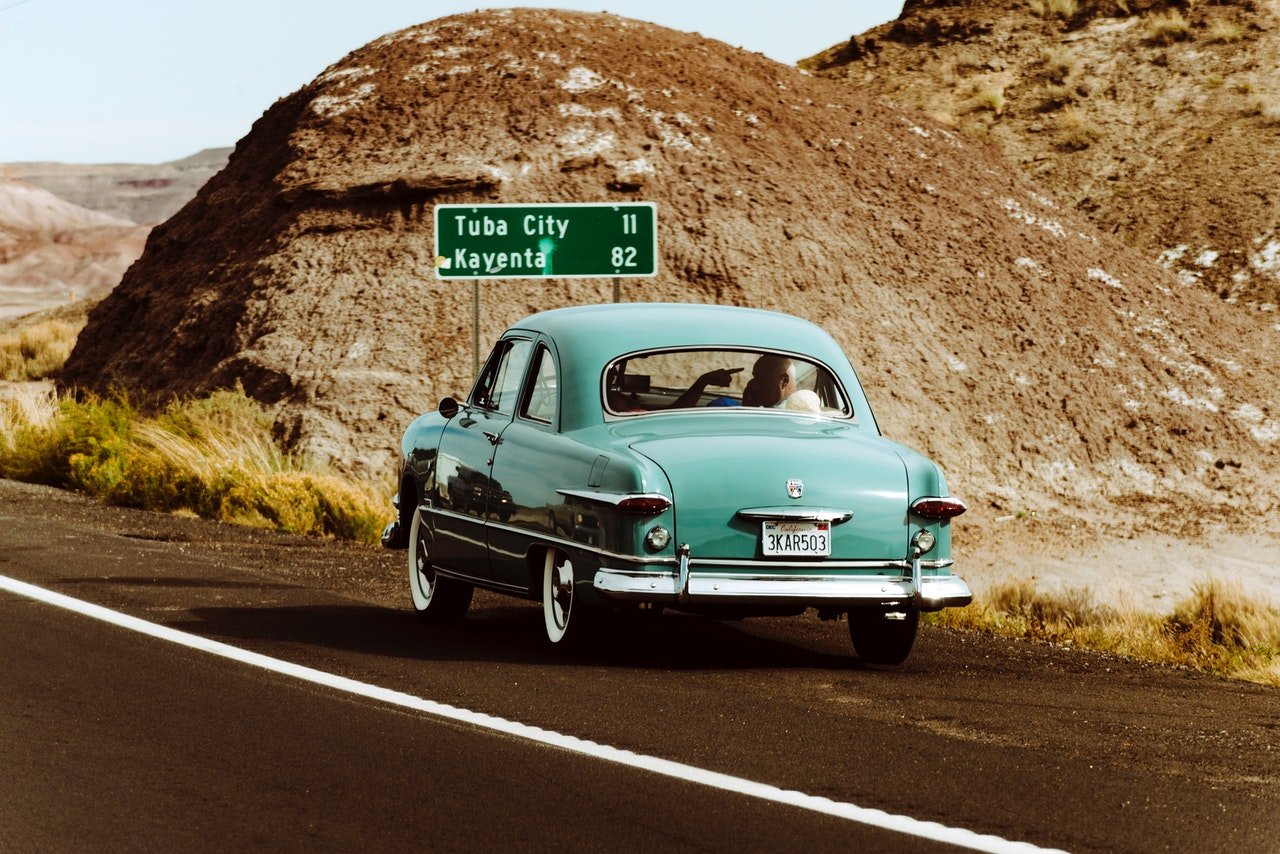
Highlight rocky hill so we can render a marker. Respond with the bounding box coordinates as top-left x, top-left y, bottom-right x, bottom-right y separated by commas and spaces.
802, 0, 1280, 315
60, 8, 1278, 527
0, 167, 148, 320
